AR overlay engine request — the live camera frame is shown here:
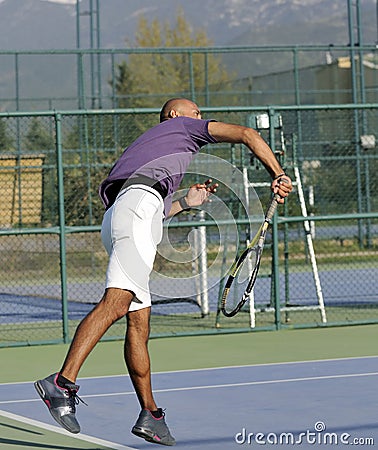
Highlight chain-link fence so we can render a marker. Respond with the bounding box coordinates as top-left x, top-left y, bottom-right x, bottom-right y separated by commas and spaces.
1, 45, 377, 111
0, 105, 377, 346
